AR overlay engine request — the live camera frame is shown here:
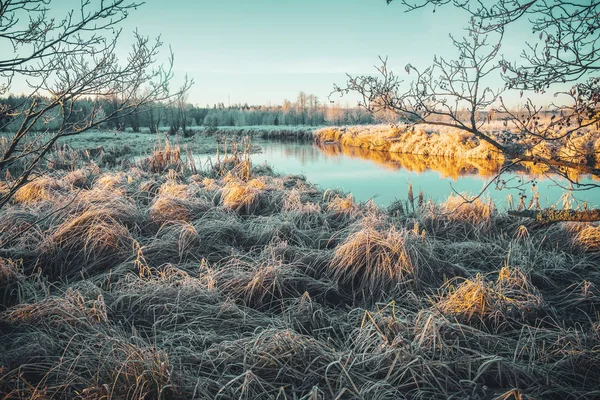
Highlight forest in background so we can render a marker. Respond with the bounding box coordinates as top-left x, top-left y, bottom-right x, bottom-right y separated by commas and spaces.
0, 91, 377, 136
